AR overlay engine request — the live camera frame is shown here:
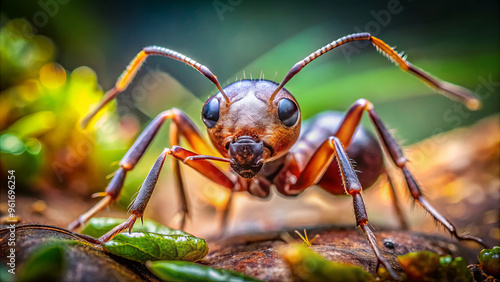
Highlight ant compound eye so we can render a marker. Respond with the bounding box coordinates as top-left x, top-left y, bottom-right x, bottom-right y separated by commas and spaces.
278, 98, 299, 127
202, 97, 219, 128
